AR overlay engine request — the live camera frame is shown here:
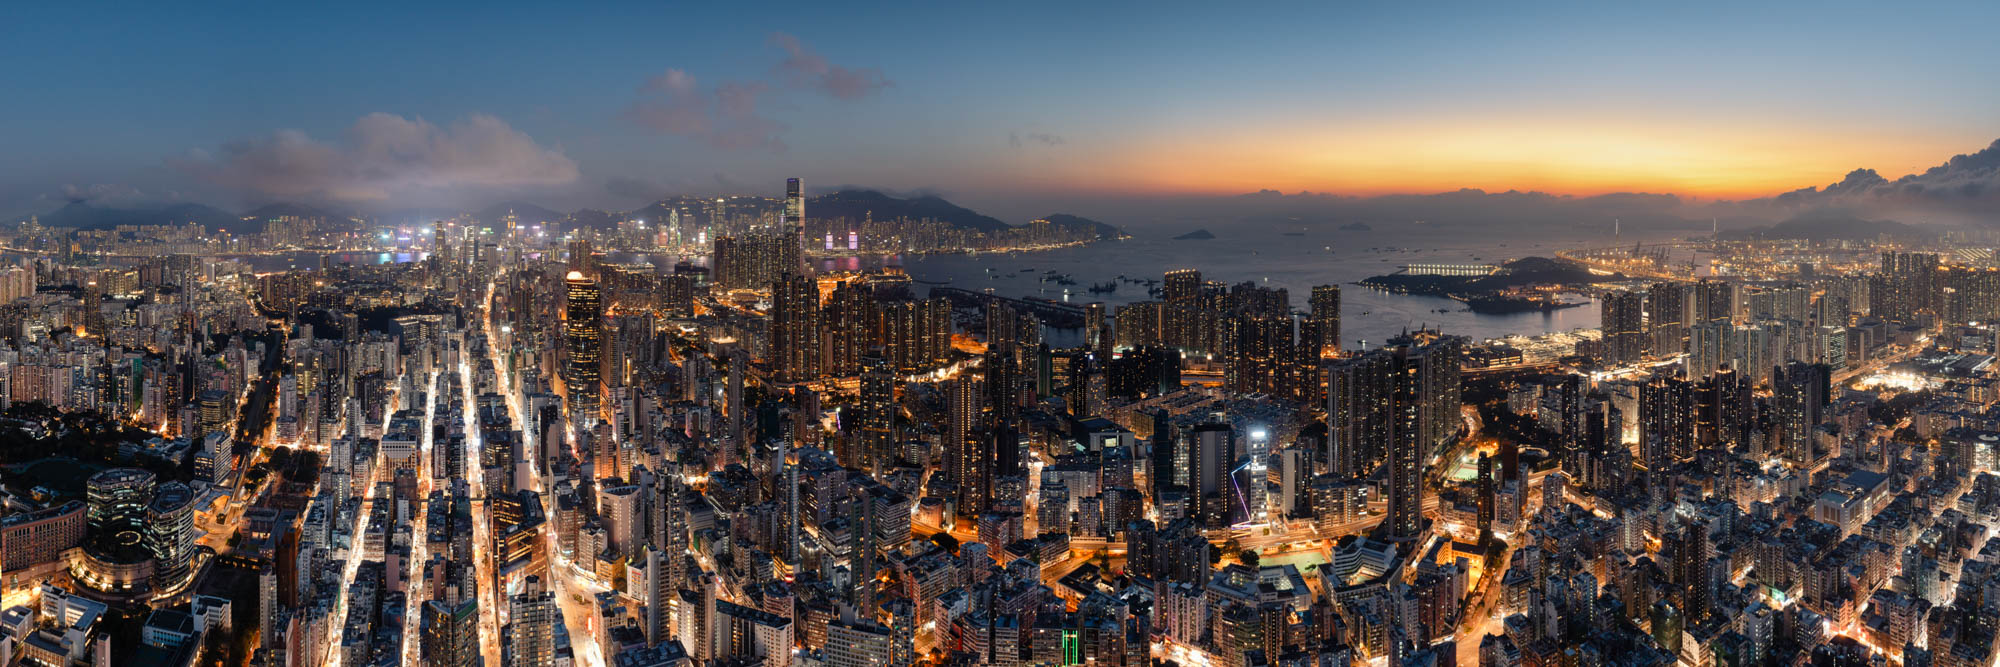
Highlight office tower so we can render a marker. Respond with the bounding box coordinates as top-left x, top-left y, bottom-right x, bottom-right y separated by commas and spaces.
1601, 290, 1646, 365
506, 576, 561, 667
856, 352, 896, 473
771, 273, 821, 382
785, 177, 805, 231
1310, 284, 1342, 357
1164, 269, 1203, 352
421, 597, 480, 667
145, 481, 197, 592
564, 271, 603, 414
197, 388, 230, 438
87, 467, 156, 544
1647, 281, 1689, 357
